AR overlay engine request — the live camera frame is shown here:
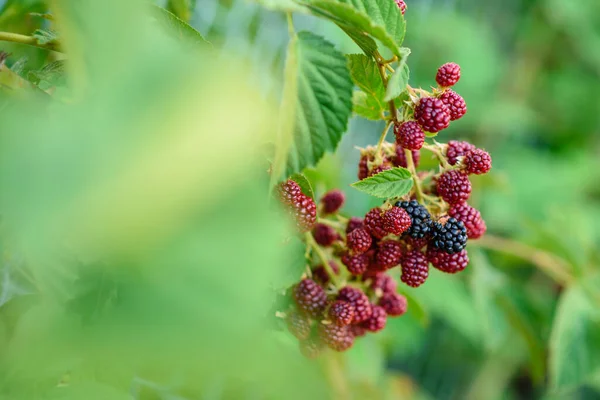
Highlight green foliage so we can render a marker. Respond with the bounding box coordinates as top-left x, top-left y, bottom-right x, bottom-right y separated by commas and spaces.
351, 167, 413, 198
347, 54, 387, 119
384, 51, 409, 101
